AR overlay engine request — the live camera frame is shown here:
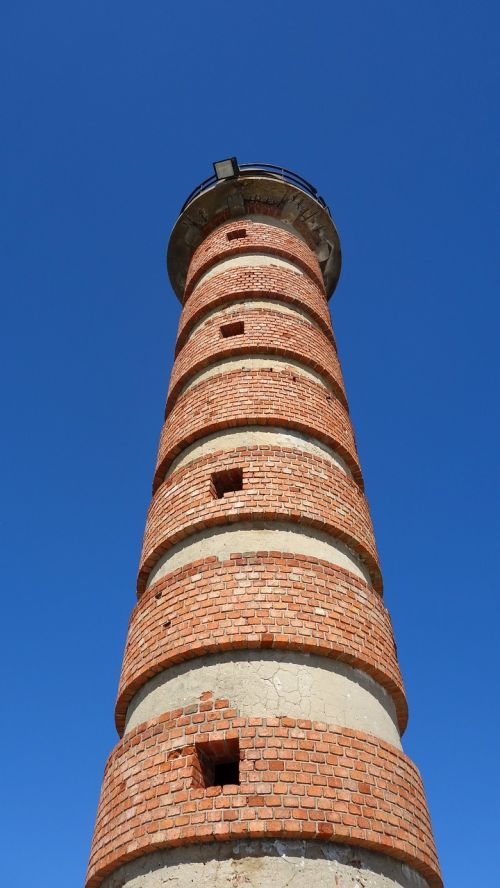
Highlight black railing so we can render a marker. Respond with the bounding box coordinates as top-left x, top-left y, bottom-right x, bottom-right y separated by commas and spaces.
180, 162, 331, 216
